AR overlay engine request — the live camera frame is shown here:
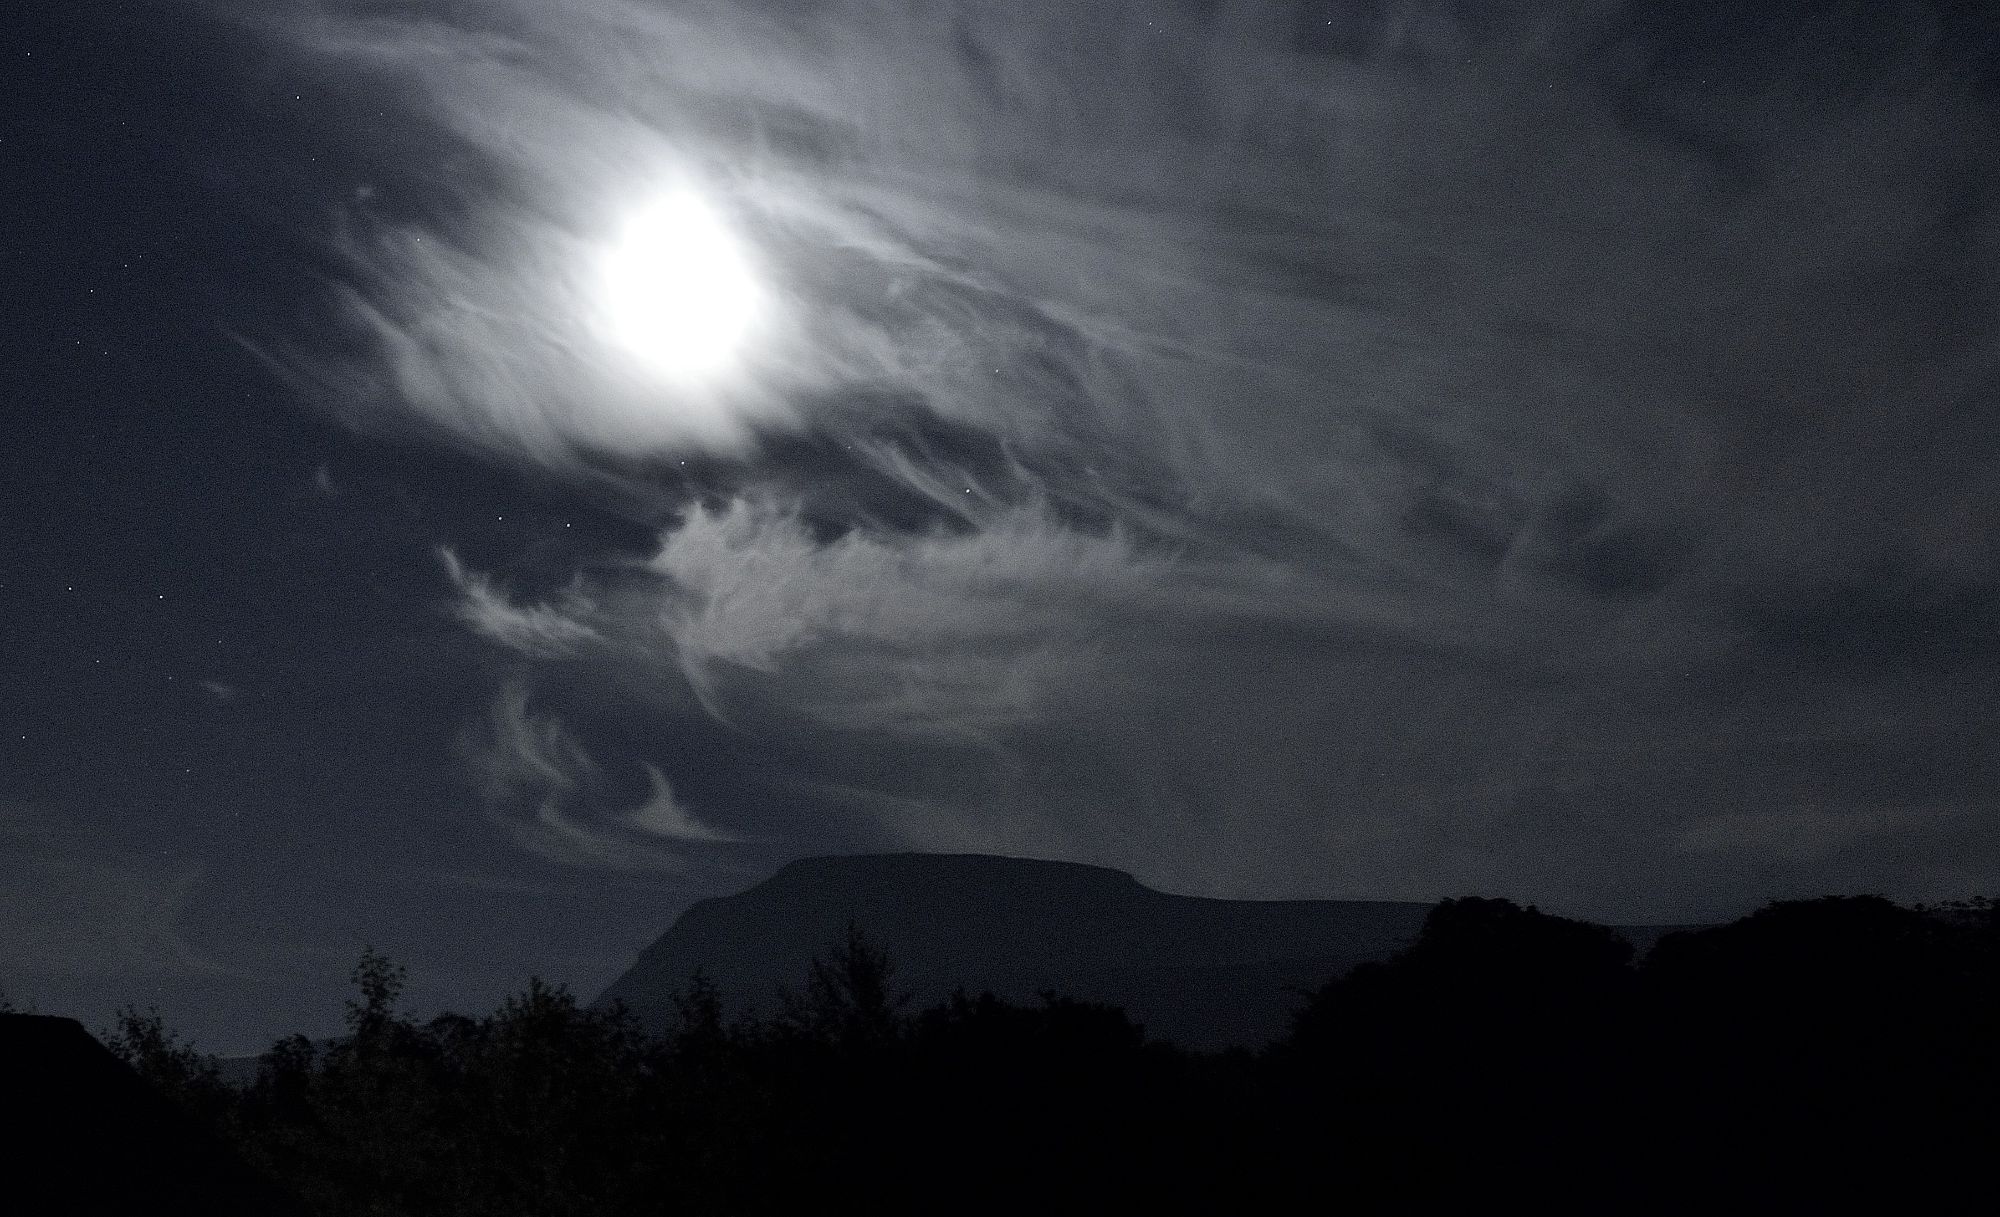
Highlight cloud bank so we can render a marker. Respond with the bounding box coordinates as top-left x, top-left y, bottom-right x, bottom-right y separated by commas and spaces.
255, 0, 2000, 917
